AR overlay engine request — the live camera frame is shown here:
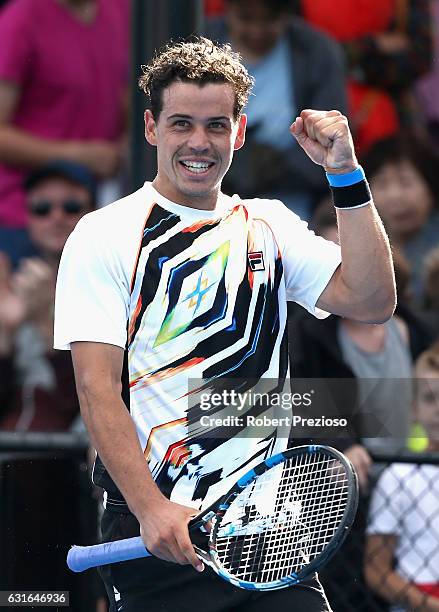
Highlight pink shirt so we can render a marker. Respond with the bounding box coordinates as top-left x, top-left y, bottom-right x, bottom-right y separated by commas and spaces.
0, 0, 129, 227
